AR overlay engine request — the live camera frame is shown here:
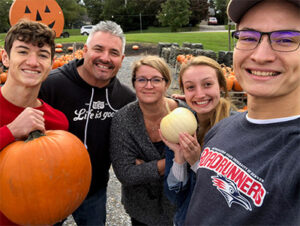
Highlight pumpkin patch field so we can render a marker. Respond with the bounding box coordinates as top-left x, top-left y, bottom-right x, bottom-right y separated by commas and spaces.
52, 44, 84, 69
